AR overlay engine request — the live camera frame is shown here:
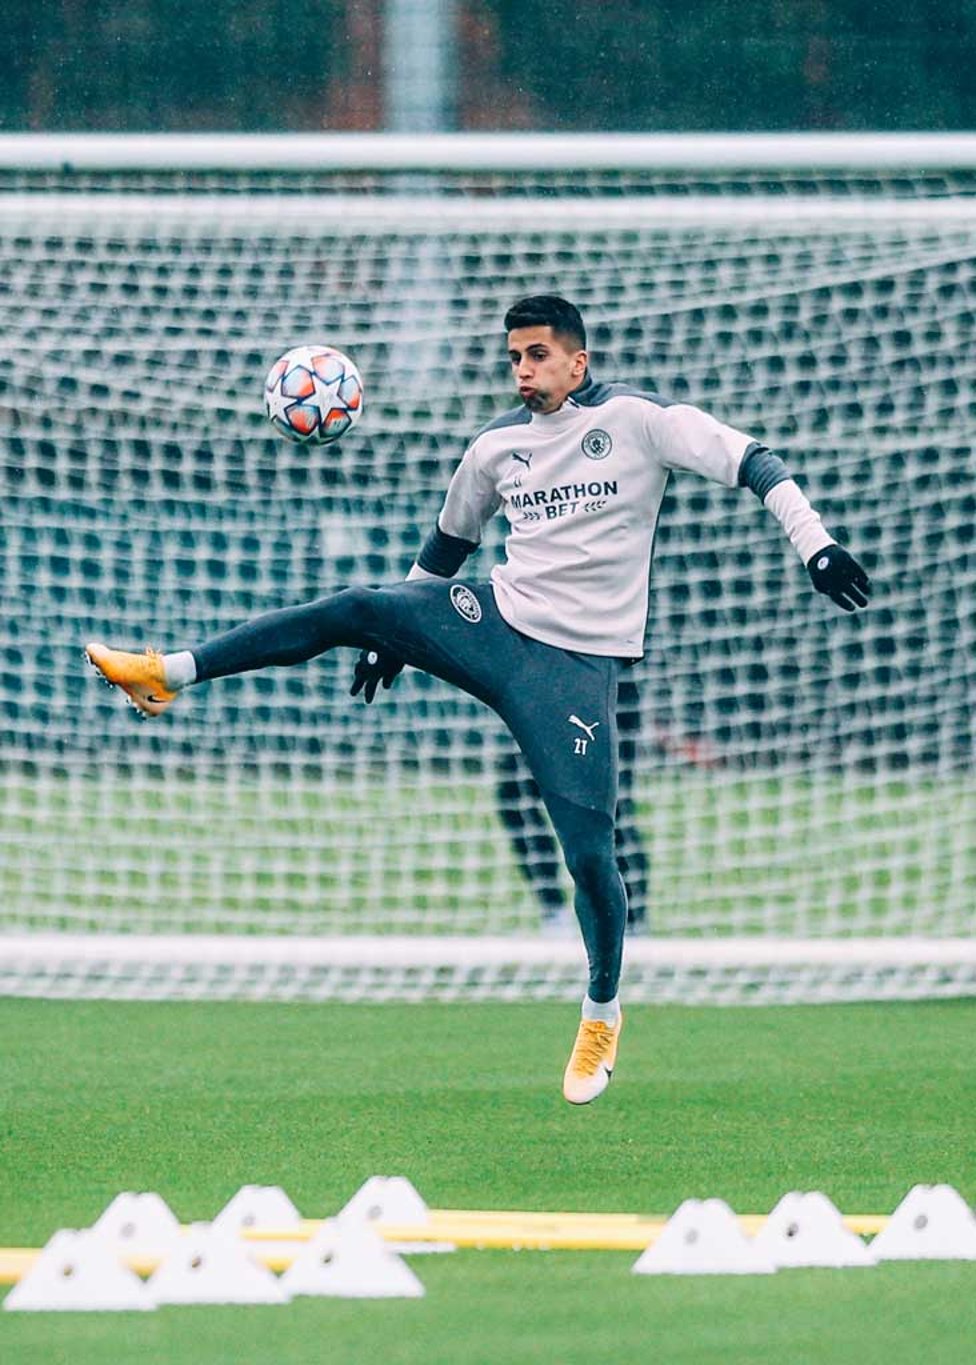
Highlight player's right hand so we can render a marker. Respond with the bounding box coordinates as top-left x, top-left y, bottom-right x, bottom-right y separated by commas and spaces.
806, 544, 871, 612
350, 648, 405, 703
